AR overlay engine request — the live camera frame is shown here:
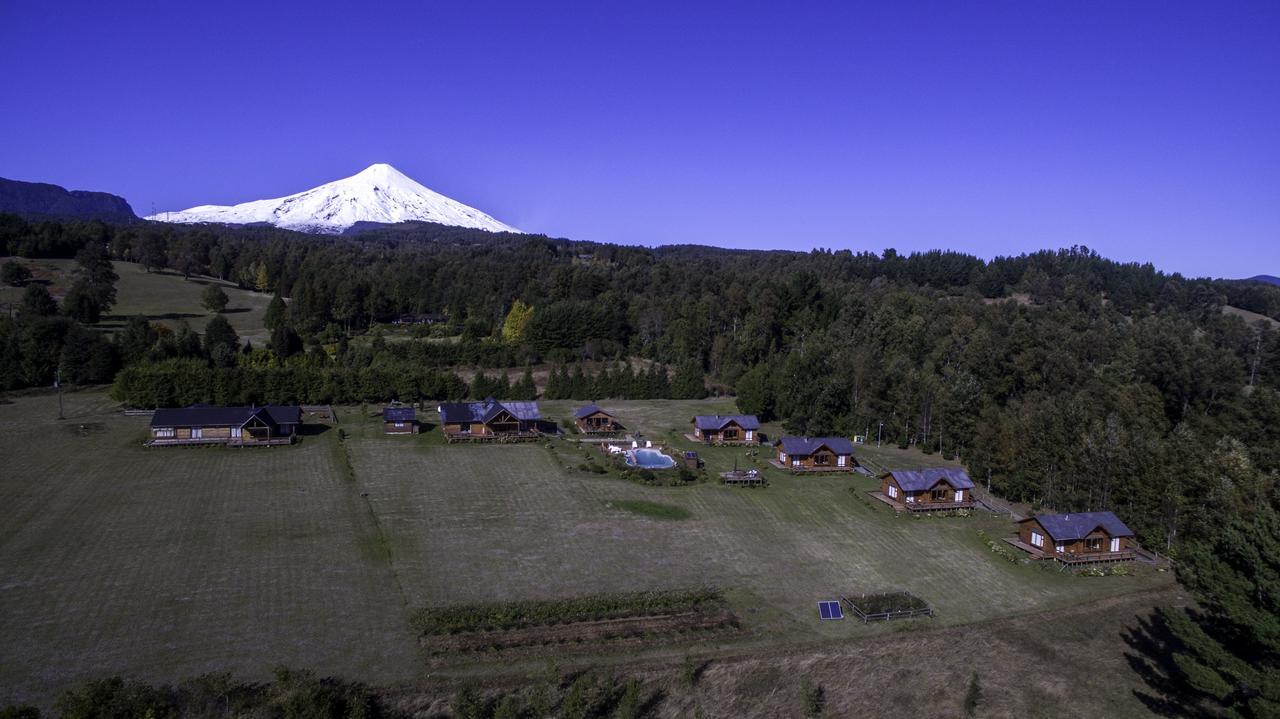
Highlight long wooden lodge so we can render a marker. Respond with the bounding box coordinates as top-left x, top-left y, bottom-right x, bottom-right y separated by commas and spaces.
879, 468, 976, 512
437, 397, 543, 442
147, 405, 301, 447
690, 414, 760, 444
773, 436, 856, 472
1014, 512, 1136, 565
573, 403, 623, 434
